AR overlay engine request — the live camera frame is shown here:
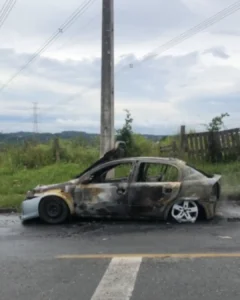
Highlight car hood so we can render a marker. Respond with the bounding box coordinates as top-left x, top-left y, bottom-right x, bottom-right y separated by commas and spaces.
33, 179, 78, 193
